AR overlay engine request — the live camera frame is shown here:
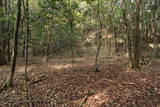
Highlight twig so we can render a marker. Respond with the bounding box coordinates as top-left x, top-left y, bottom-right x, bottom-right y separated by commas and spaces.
122, 82, 135, 85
